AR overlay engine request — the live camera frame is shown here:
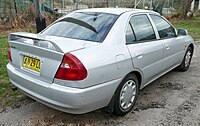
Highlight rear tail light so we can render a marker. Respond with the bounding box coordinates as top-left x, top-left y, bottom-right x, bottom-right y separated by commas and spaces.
8, 44, 12, 62
55, 53, 87, 81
